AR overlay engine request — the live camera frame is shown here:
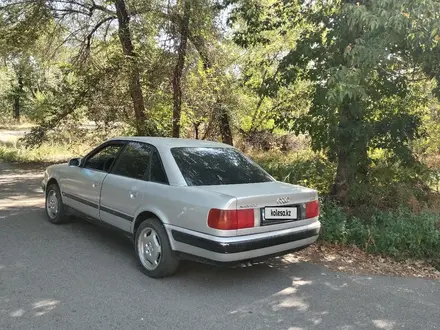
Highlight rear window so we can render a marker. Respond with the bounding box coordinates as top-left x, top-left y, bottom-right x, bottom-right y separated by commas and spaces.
171, 147, 273, 186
